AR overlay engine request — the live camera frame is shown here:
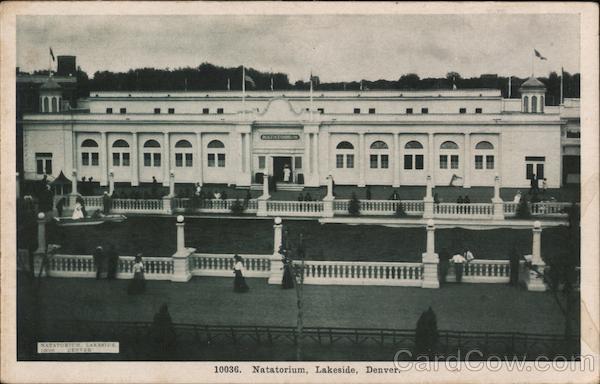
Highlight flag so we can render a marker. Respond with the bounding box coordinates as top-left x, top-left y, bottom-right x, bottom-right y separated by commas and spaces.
508, 76, 512, 98
534, 49, 547, 60
360, 80, 363, 91
244, 74, 255, 88
270, 77, 274, 91
49, 47, 55, 61
227, 78, 231, 91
